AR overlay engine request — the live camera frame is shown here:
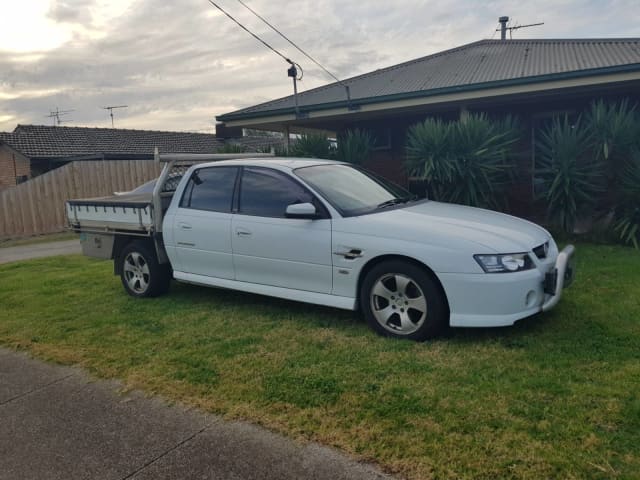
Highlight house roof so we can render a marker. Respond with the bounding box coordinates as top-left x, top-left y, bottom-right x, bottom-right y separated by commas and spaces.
0, 124, 281, 159
217, 38, 640, 122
